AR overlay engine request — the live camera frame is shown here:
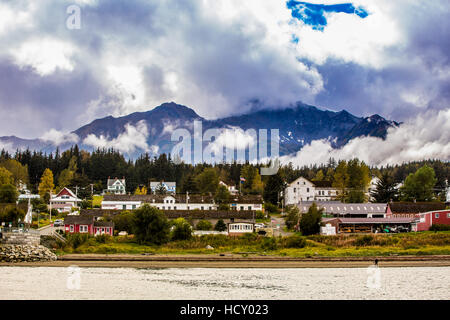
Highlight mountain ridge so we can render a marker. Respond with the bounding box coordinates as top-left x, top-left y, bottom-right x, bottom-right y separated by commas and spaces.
0, 101, 399, 158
